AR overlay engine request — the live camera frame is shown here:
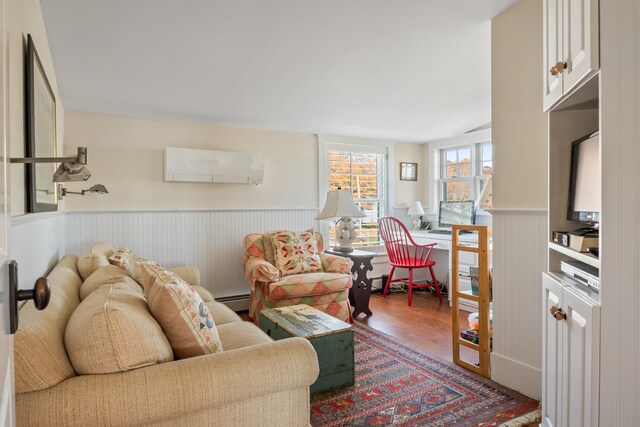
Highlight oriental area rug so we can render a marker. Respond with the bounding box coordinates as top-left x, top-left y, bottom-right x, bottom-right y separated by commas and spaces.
310, 322, 539, 427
